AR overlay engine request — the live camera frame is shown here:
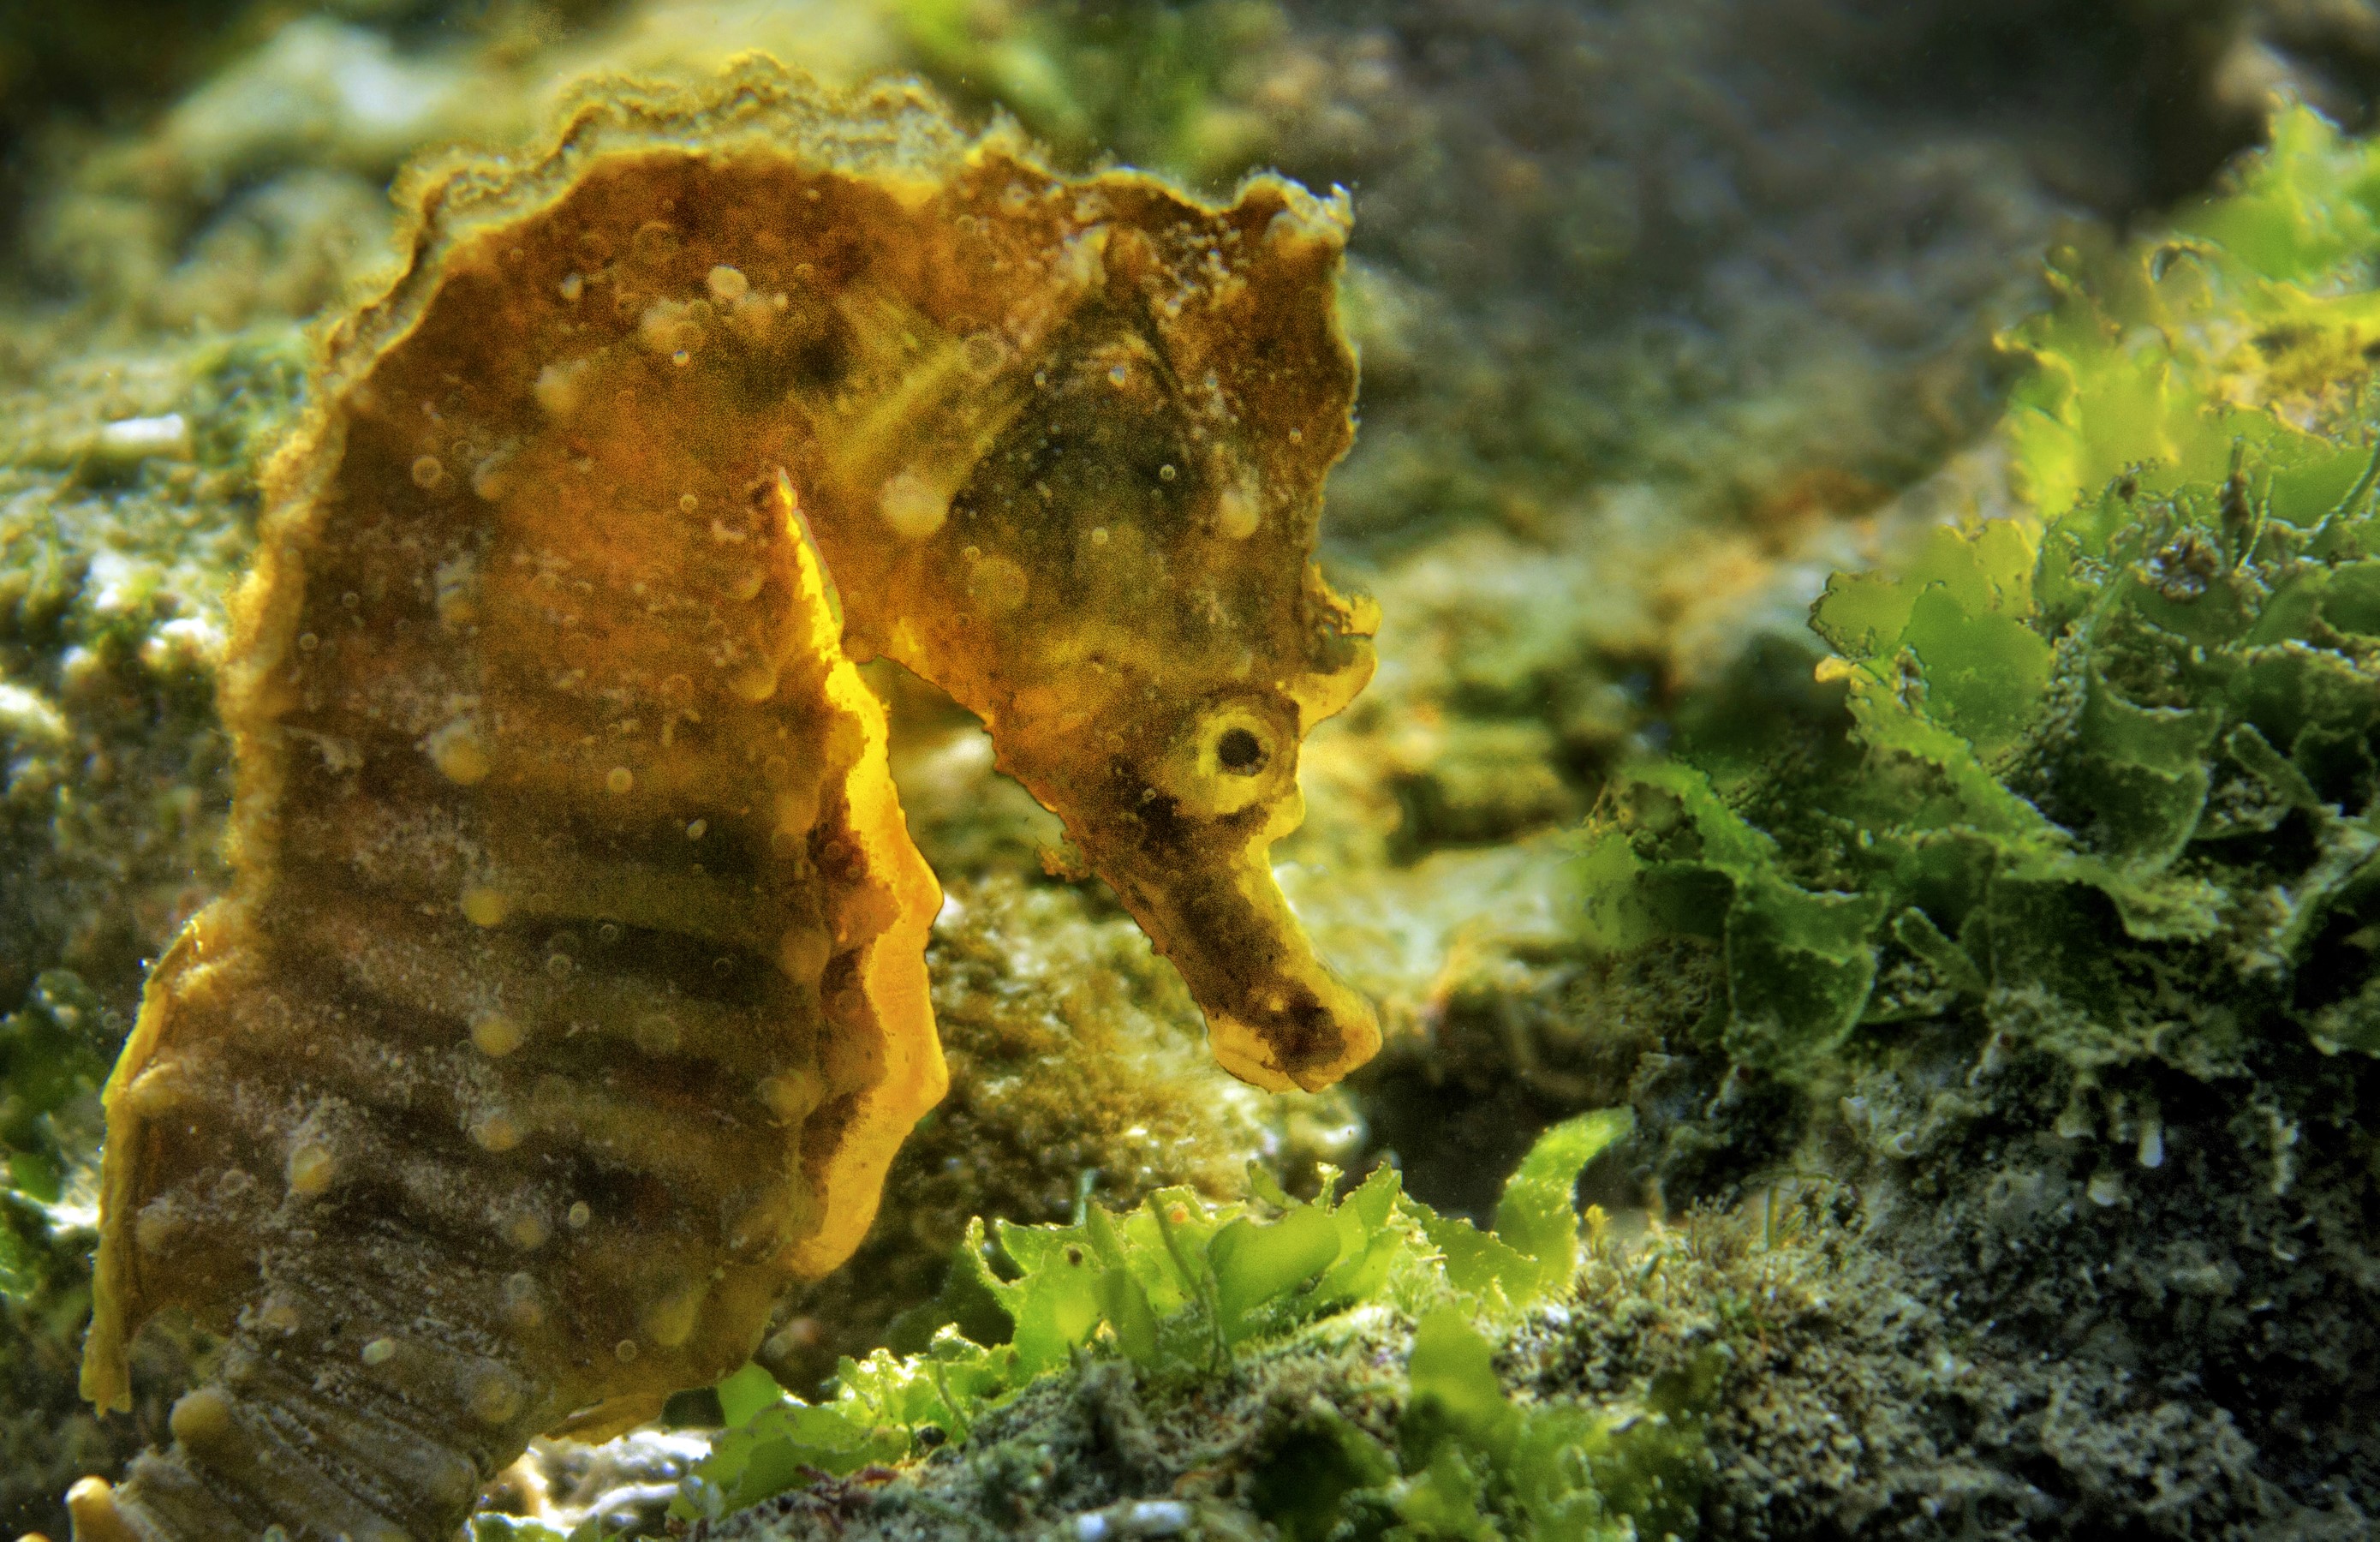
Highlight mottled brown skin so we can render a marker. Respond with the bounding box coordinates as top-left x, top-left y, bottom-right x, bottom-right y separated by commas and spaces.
75, 61, 1373, 1542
